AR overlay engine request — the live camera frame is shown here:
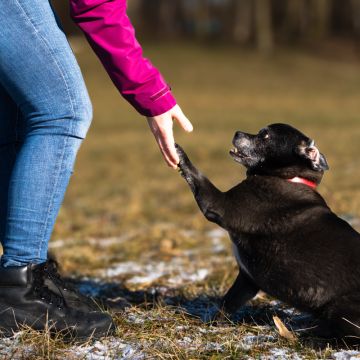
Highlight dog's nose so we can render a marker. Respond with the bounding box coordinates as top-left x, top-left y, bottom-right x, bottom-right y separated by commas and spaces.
234, 131, 244, 138
233, 132, 251, 147
233, 131, 246, 144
